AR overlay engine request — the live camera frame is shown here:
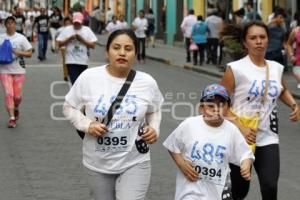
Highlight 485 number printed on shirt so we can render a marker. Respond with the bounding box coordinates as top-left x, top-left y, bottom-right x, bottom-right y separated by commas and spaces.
191, 142, 227, 185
